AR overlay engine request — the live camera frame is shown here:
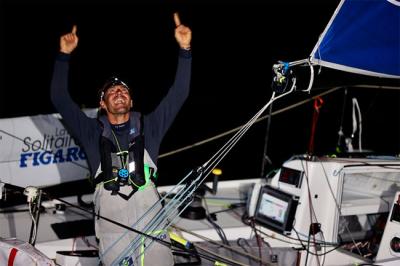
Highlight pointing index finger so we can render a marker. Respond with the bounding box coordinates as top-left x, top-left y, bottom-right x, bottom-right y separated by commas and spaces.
72, 25, 77, 34
173, 12, 181, 27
